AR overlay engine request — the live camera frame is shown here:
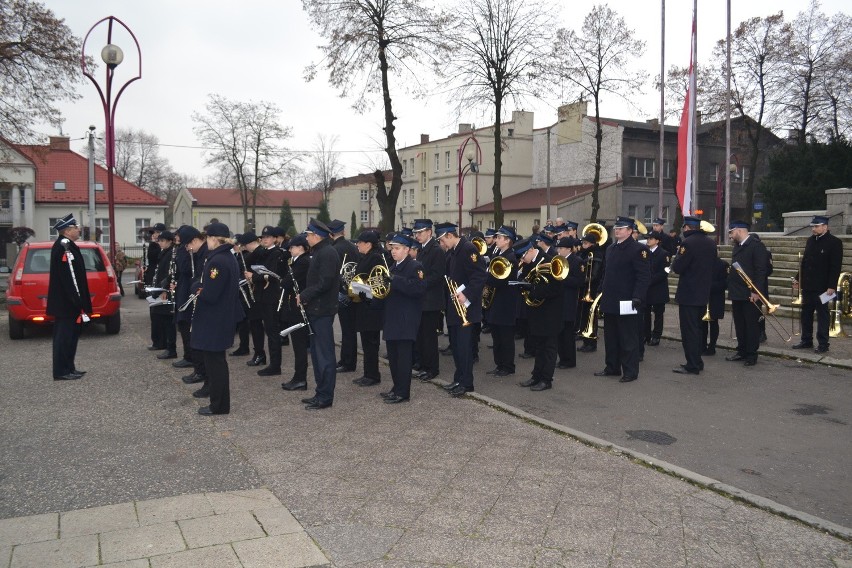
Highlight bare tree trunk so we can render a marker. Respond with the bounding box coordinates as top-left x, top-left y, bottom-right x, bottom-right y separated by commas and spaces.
590, 98, 603, 222
492, 97, 503, 229
798, 70, 813, 145
375, 38, 404, 234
